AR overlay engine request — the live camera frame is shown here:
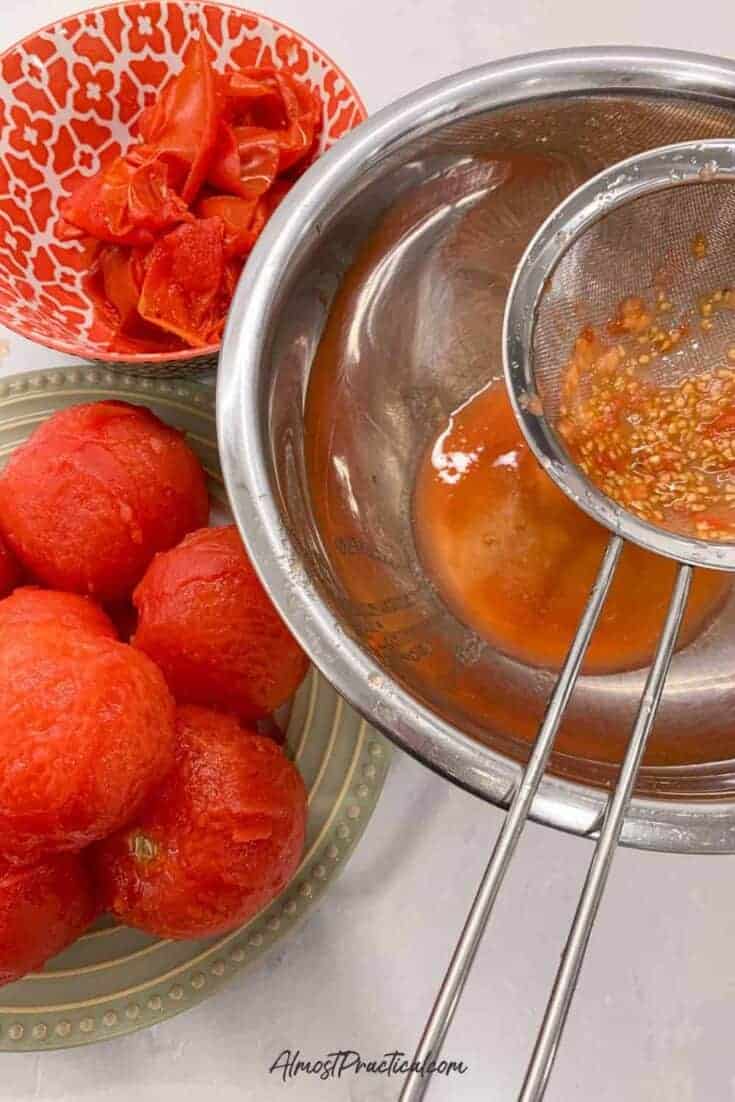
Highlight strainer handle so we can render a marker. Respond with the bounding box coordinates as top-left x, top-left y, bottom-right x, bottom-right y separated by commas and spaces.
401, 552, 692, 1102
399, 534, 624, 1102
519, 561, 692, 1101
